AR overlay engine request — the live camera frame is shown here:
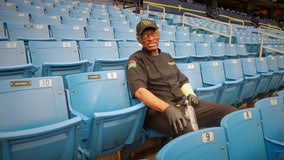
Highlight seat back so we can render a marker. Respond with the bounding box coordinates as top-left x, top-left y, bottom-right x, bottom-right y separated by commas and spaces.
50, 24, 87, 41
255, 97, 284, 160
225, 43, 238, 58
221, 108, 268, 160
6, 22, 52, 41
0, 41, 38, 80
200, 61, 225, 85
118, 41, 142, 58
158, 41, 175, 57
85, 26, 115, 41
211, 42, 225, 60
156, 127, 229, 160
0, 76, 81, 160
113, 27, 136, 41
29, 41, 89, 77
65, 70, 146, 158
223, 59, 243, 80
0, 11, 30, 23
254, 57, 273, 94
30, 14, 62, 25
194, 42, 212, 61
